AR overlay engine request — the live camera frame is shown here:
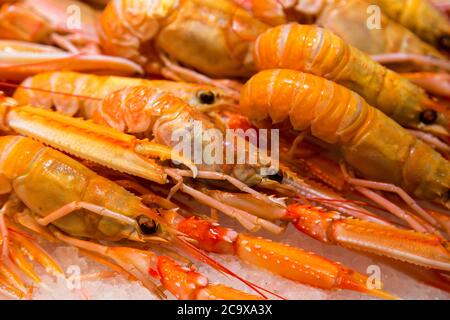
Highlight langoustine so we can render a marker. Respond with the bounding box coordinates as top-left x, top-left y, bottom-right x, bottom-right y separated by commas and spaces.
4, 83, 450, 275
